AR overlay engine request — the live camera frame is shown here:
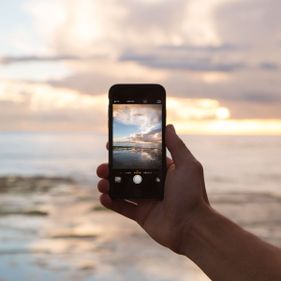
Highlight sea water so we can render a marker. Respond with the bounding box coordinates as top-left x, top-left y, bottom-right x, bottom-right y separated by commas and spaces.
0, 132, 280, 281
0, 132, 280, 194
